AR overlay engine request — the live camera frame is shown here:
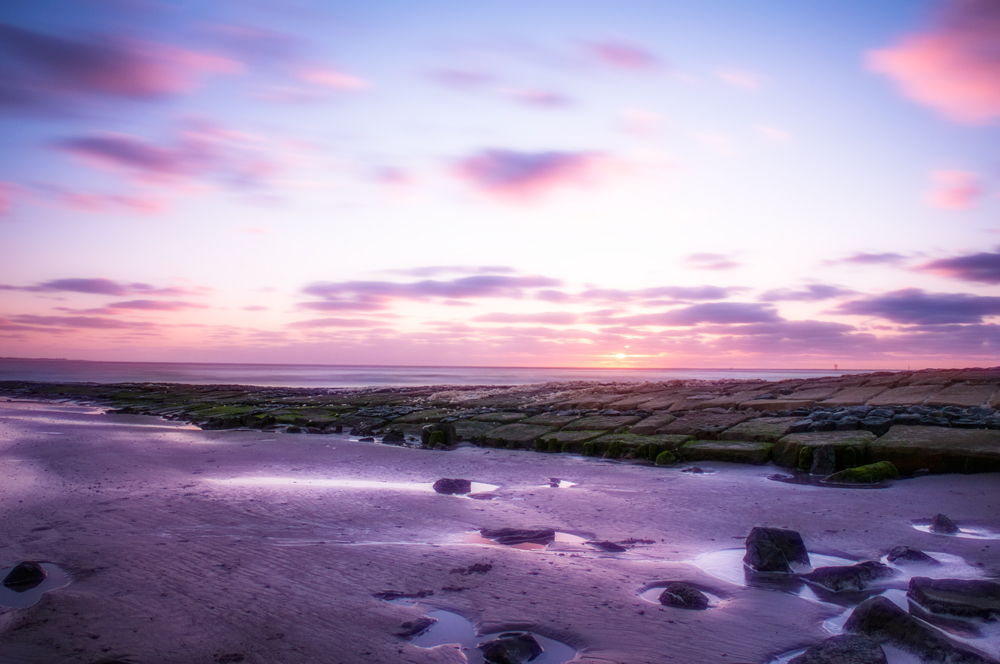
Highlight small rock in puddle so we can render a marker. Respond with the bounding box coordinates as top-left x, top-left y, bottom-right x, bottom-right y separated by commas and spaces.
433, 478, 473, 495
744, 526, 810, 573
931, 513, 960, 534
480, 528, 556, 546
802, 561, 896, 592
886, 546, 940, 566
3, 561, 47, 591
658, 582, 710, 610
479, 631, 543, 664
588, 540, 627, 553
788, 634, 886, 664
395, 617, 437, 638
907, 577, 1000, 621
844, 595, 994, 663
